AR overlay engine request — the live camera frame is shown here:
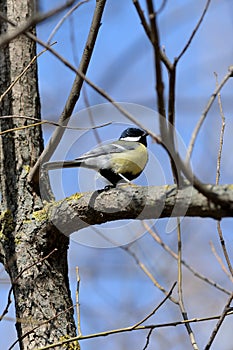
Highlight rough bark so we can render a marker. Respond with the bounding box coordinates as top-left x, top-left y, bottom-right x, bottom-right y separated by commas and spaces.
34, 184, 233, 236
0, 0, 77, 348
